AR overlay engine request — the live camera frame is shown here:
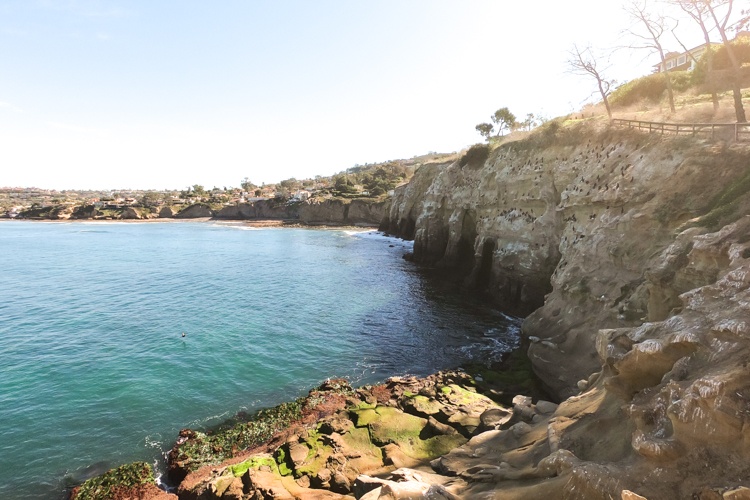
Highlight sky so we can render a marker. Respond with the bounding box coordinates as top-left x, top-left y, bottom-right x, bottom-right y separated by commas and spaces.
0, 0, 728, 190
